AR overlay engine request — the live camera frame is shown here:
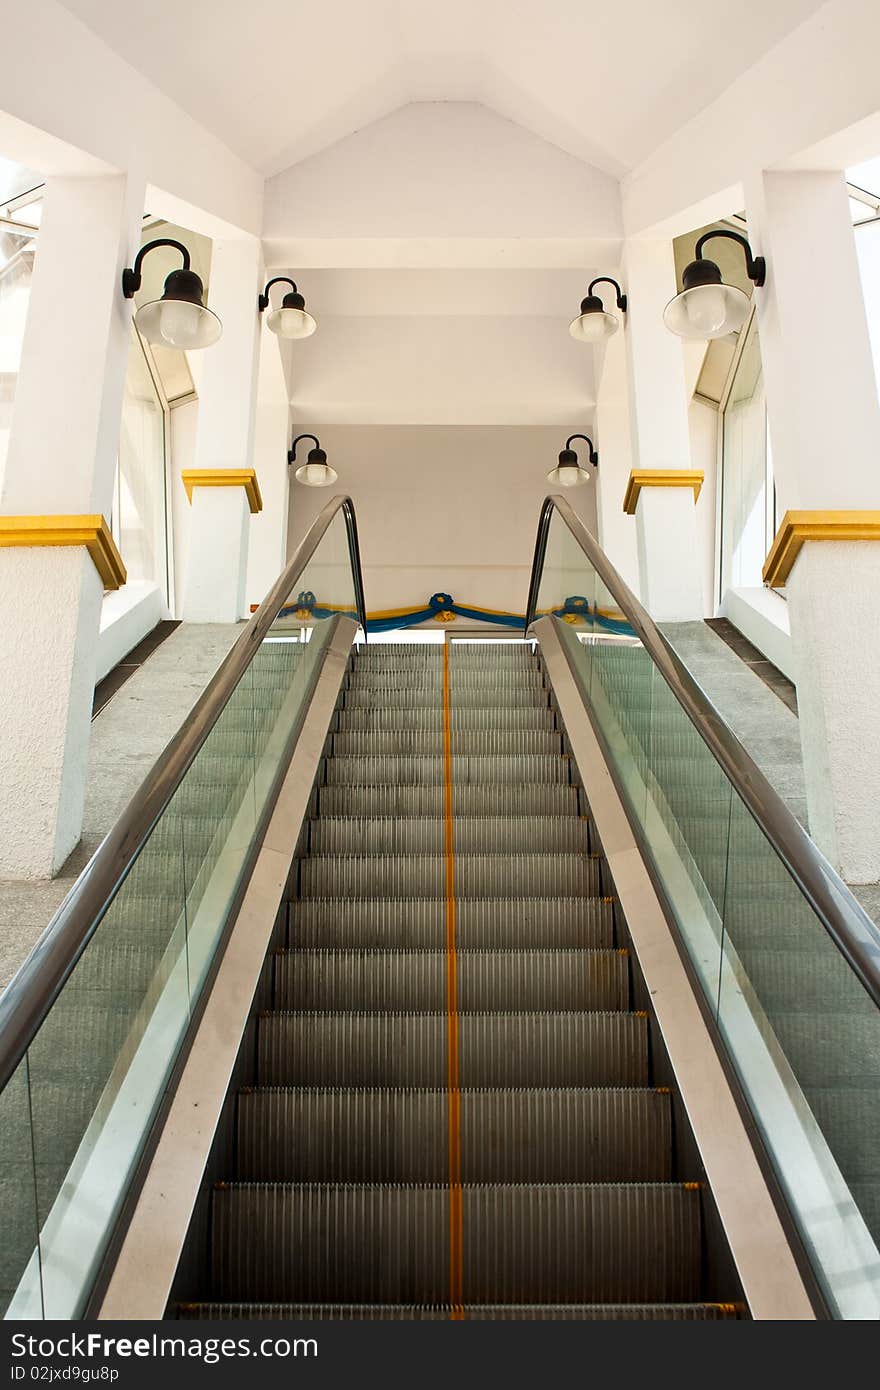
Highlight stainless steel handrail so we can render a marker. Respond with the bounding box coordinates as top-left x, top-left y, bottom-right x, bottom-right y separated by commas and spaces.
0, 494, 367, 1092
526, 493, 880, 1008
